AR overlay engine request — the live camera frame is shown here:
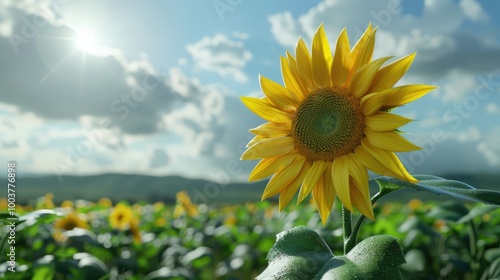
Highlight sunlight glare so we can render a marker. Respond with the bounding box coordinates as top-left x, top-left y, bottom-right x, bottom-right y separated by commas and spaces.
76, 30, 98, 53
